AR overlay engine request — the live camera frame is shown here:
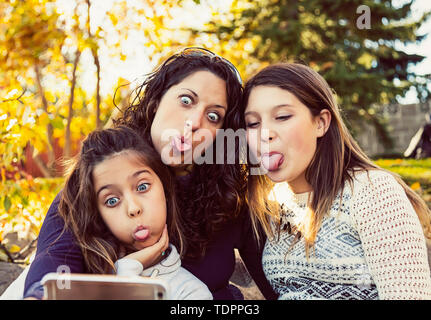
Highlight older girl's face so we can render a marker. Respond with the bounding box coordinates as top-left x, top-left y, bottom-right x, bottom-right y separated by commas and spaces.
245, 85, 330, 193
150, 70, 228, 168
